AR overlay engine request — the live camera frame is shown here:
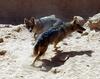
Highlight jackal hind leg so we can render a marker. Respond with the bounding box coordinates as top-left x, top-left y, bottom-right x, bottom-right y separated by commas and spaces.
54, 41, 60, 51
32, 46, 48, 66
54, 42, 58, 48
